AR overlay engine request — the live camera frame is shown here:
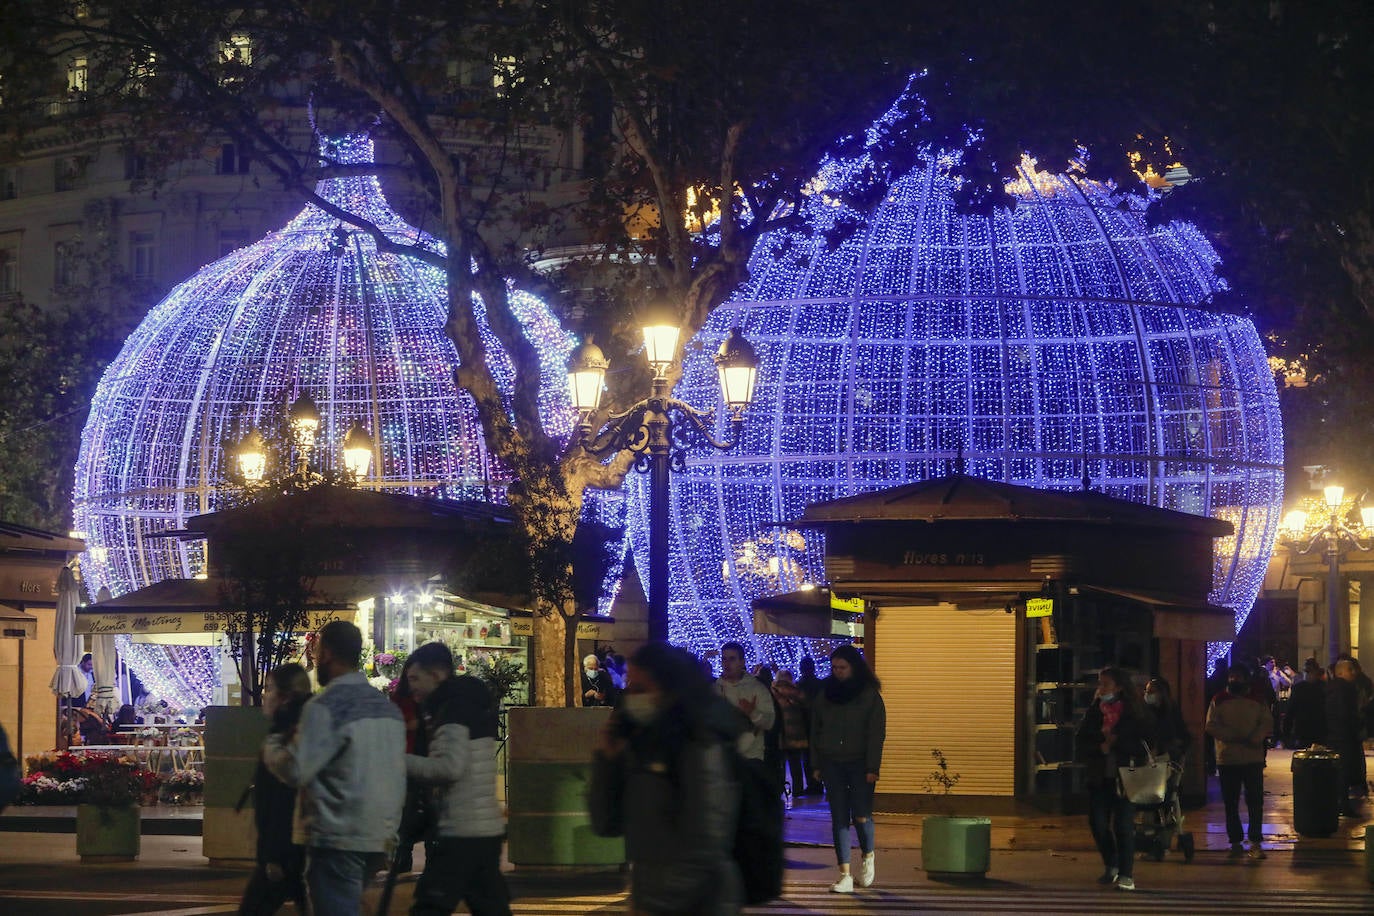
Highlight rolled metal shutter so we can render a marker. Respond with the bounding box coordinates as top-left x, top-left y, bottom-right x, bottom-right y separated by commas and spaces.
873, 603, 1017, 796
